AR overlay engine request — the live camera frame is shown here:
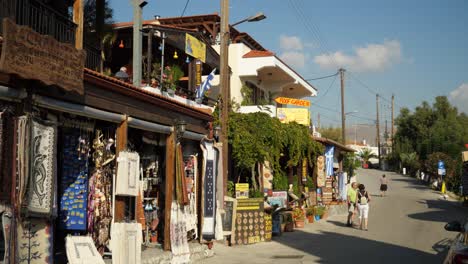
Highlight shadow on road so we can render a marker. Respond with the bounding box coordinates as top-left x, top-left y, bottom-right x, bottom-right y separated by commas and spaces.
408, 199, 468, 223
272, 229, 446, 263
